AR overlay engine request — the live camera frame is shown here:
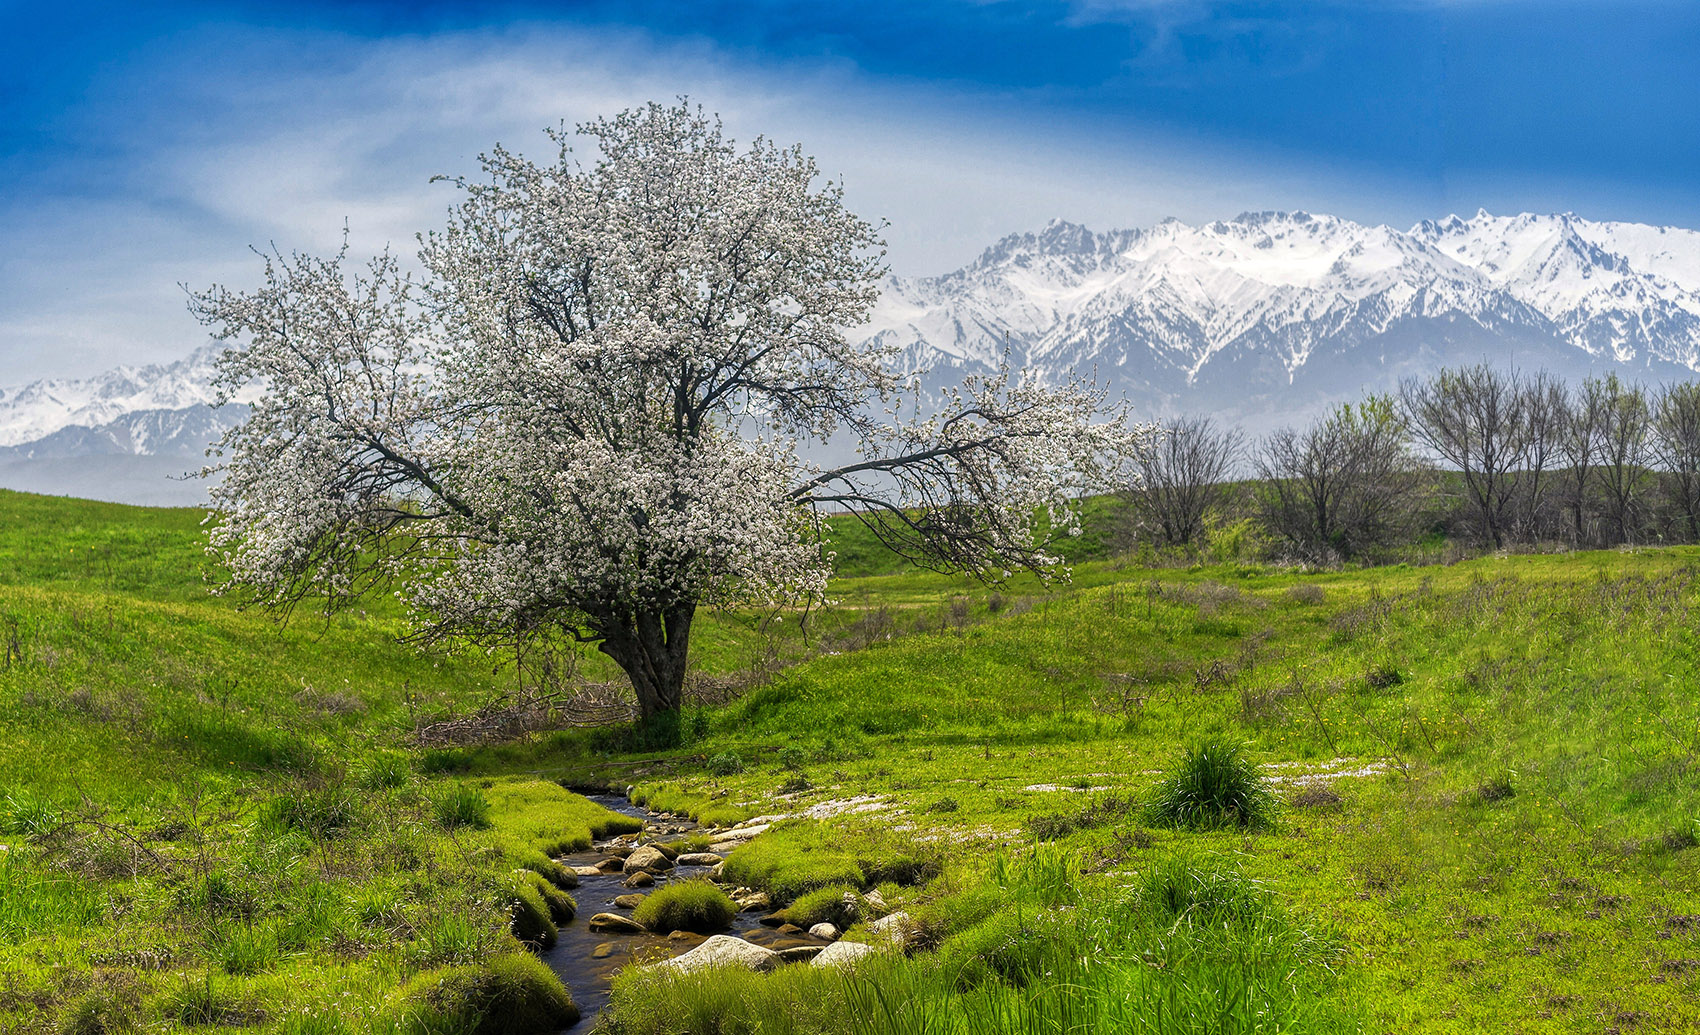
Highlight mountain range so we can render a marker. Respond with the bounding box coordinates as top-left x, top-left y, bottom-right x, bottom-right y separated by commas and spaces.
5, 210, 1700, 505
864, 209, 1700, 421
